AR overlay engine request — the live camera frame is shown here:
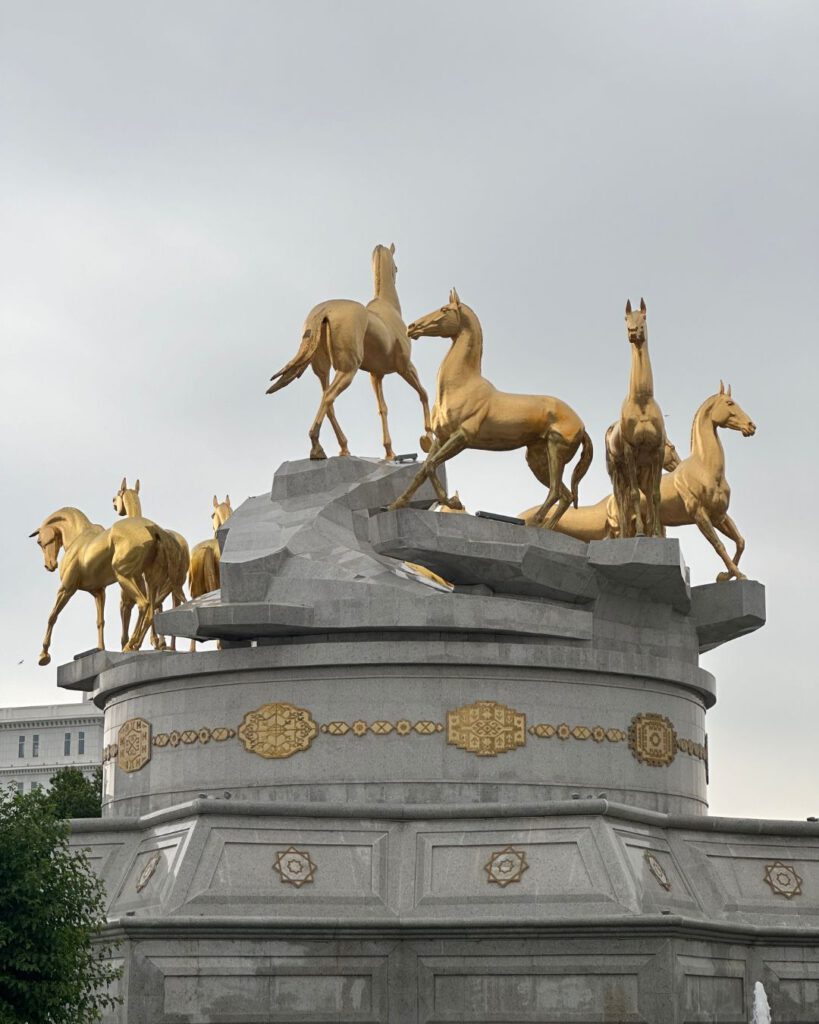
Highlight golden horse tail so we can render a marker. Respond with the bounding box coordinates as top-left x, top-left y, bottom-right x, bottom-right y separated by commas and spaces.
266, 313, 328, 395
570, 430, 593, 508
